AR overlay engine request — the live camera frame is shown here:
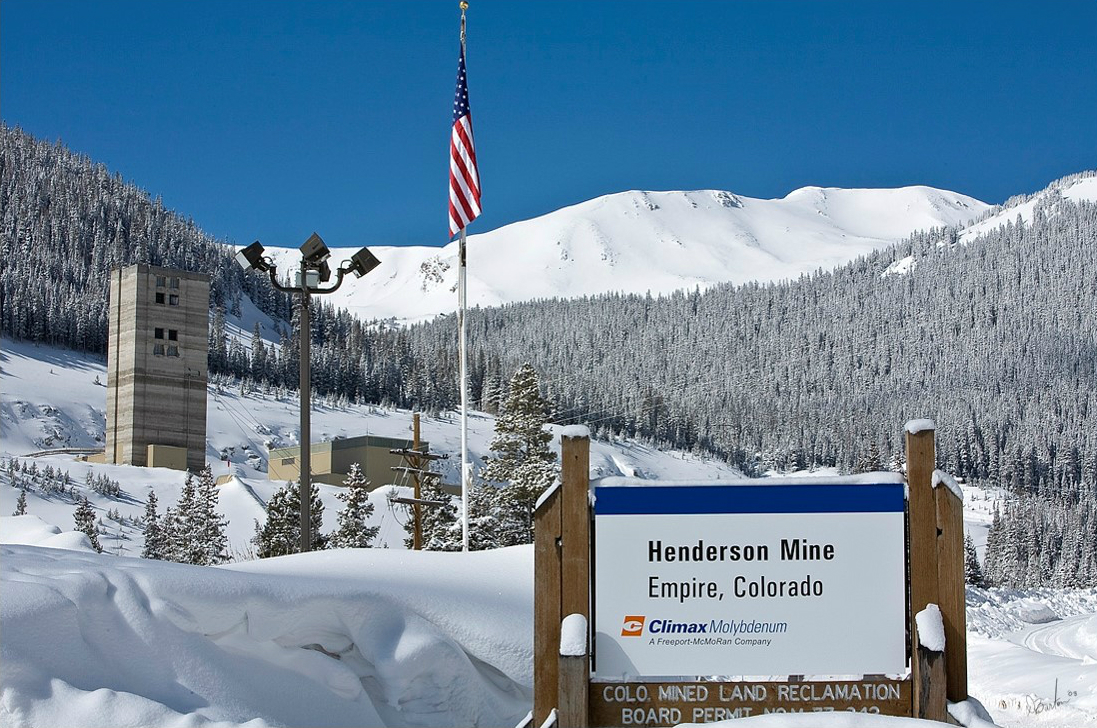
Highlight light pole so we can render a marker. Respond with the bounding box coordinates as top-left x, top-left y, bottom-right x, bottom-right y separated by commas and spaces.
235, 233, 381, 552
